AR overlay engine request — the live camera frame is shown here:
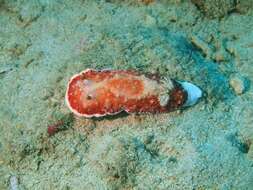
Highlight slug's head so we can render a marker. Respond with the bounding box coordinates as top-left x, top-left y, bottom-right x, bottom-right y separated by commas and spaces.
161, 80, 202, 111
179, 81, 202, 107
